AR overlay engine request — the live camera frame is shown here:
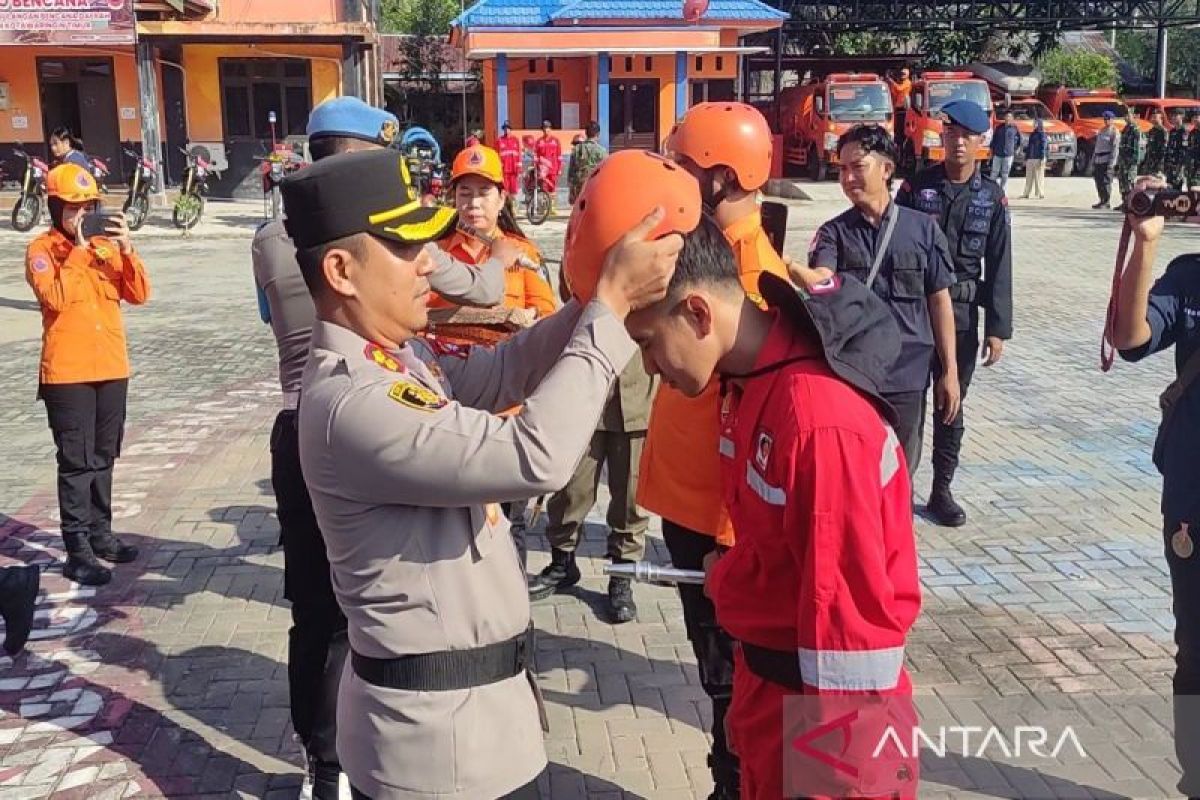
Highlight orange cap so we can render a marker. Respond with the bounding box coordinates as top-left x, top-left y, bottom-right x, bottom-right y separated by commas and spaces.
665, 102, 773, 191
451, 145, 504, 185
46, 163, 100, 203
563, 150, 701, 303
